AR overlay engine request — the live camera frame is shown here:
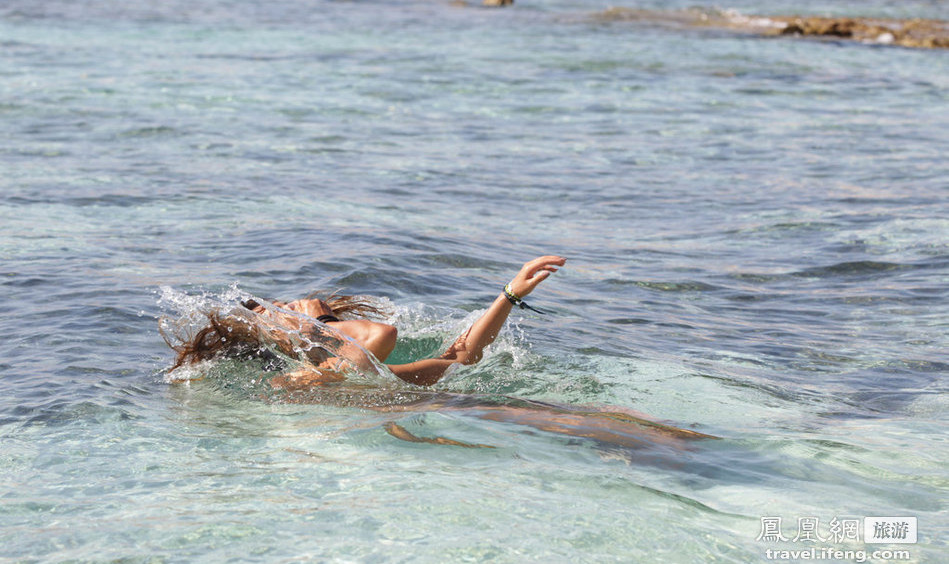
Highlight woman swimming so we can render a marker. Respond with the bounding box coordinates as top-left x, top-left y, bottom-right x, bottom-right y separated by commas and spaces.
165, 256, 565, 385
162, 255, 715, 448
